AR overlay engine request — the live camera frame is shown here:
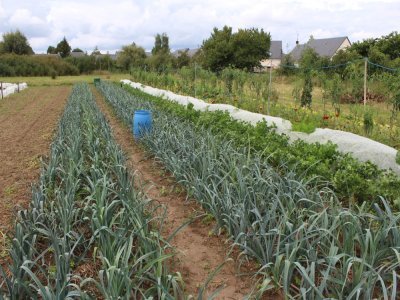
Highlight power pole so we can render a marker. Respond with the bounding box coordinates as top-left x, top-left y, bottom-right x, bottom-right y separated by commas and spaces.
364, 57, 367, 107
